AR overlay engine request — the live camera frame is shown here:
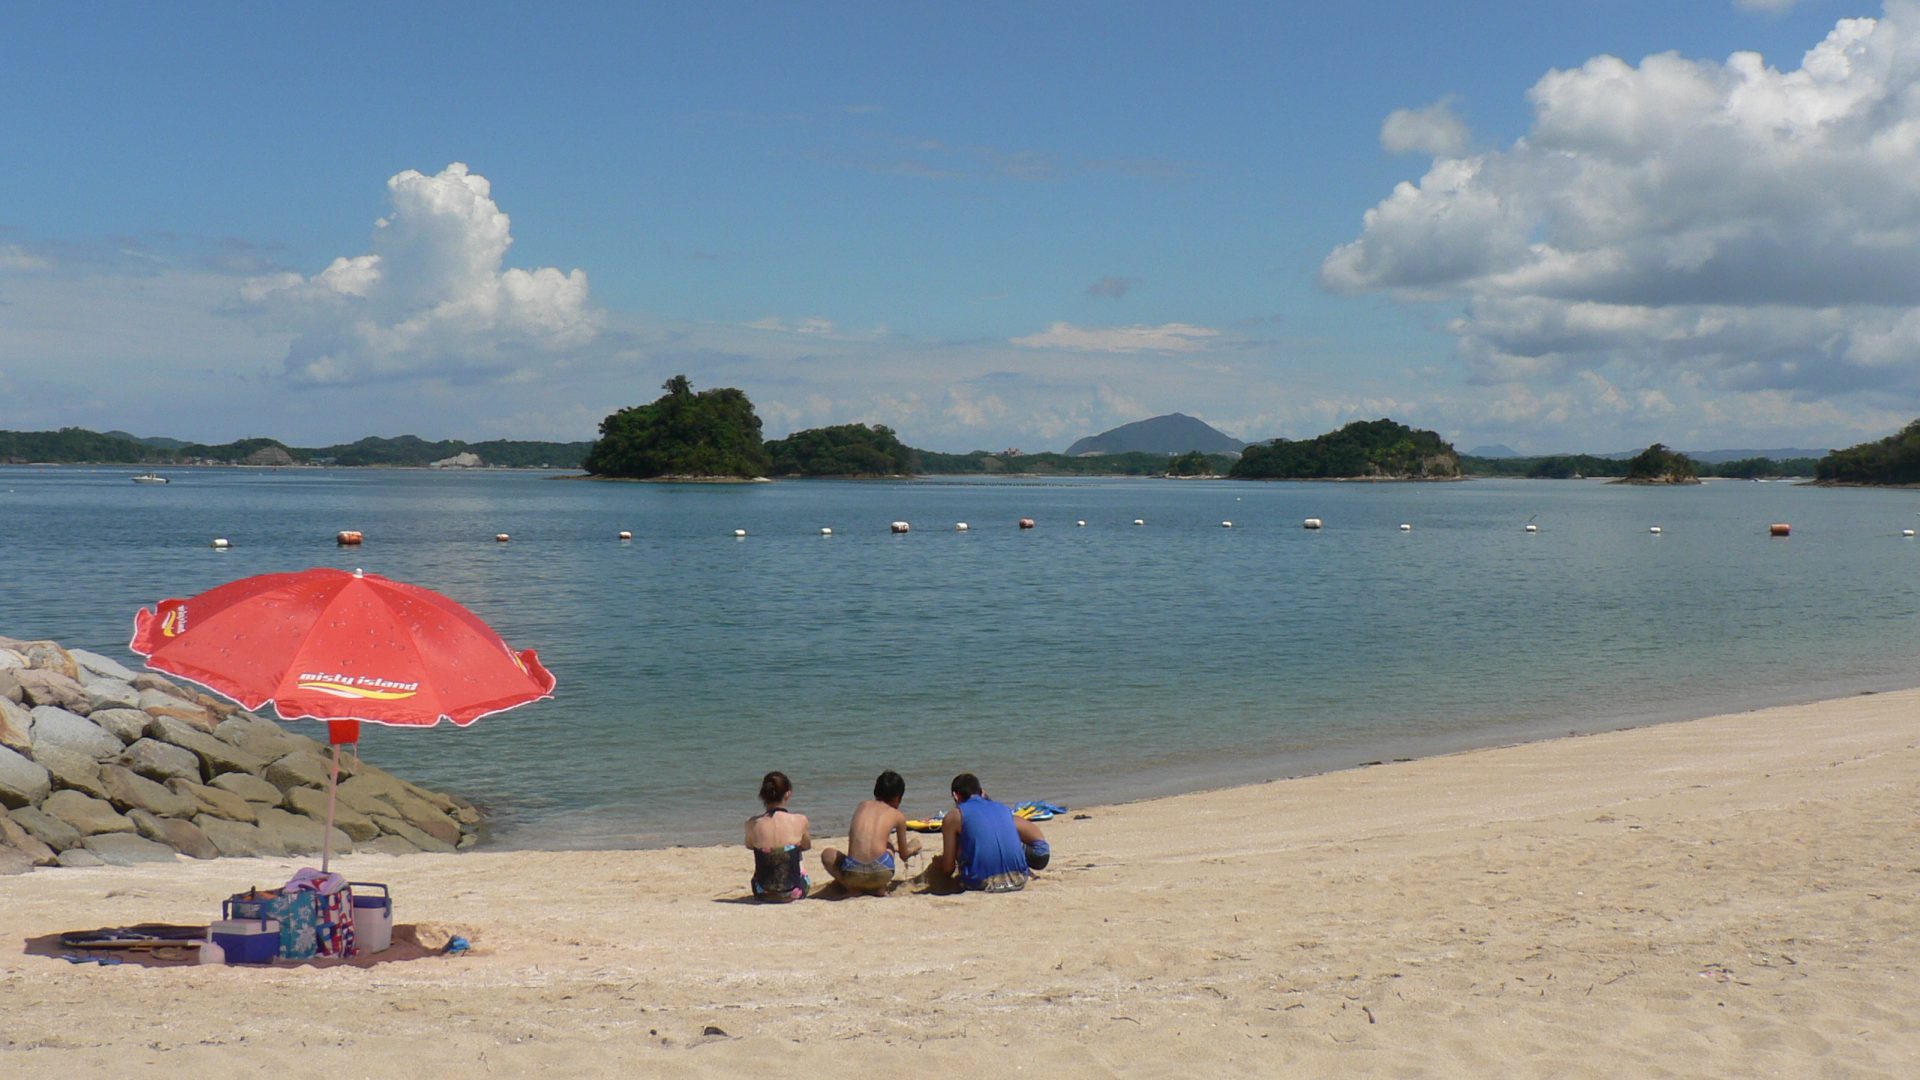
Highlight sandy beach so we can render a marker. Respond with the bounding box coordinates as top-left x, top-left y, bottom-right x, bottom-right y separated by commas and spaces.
4, 688, 1917, 1078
